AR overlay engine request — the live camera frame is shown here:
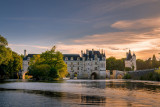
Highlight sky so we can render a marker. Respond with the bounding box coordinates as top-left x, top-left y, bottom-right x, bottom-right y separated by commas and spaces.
0, 0, 160, 59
